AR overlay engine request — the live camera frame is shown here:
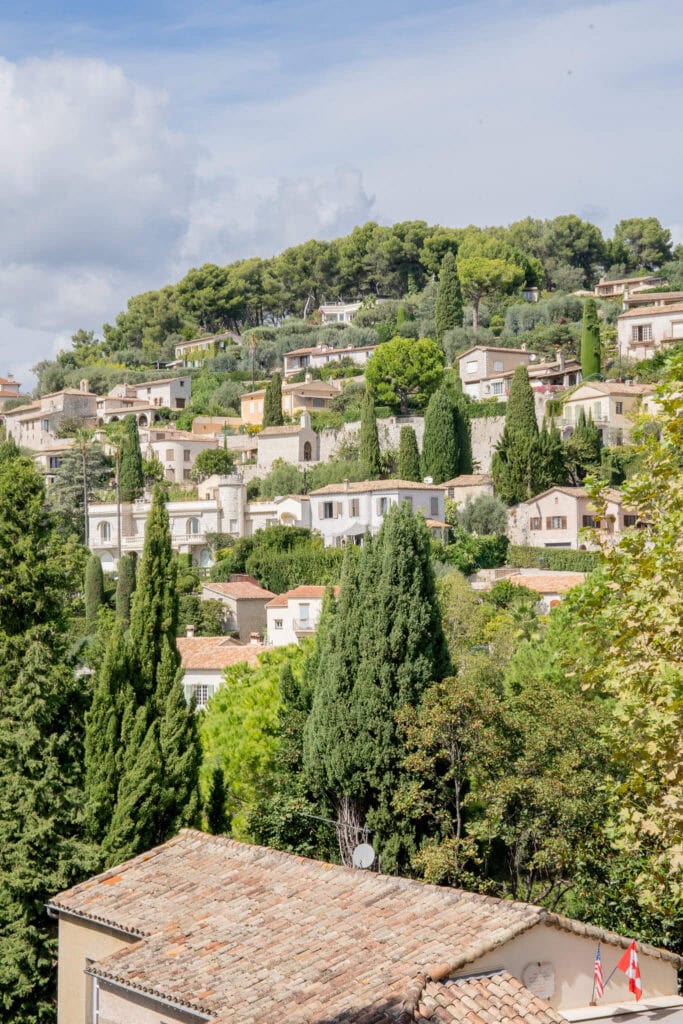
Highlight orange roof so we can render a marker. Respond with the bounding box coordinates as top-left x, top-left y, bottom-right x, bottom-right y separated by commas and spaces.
176, 637, 266, 670
416, 972, 566, 1024
202, 581, 275, 601
442, 474, 493, 487
266, 584, 339, 608
507, 572, 586, 594
311, 479, 441, 495
618, 301, 683, 319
